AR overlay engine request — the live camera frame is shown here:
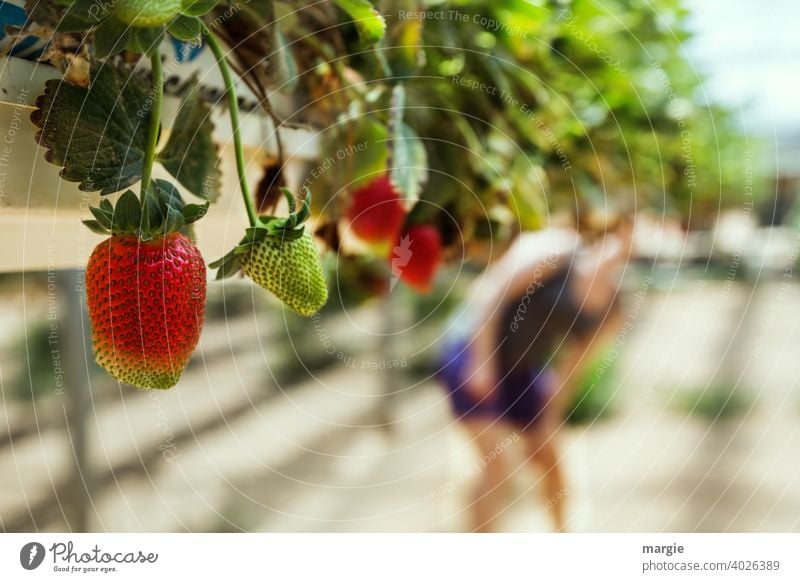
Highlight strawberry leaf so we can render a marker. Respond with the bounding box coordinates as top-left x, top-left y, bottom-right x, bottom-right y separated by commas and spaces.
259, 0, 298, 92
269, 26, 298, 92
325, 119, 389, 190
385, 17, 425, 79
157, 79, 220, 200
181, 0, 219, 17
127, 25, 166, 55
333, 0, 386, 47
390, 123, 427, 205
388, 85, 427, 205
52, 0, 102, 32
31, 63, 153, 195
93, 15, 132, 58
168, 15, 202, 41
